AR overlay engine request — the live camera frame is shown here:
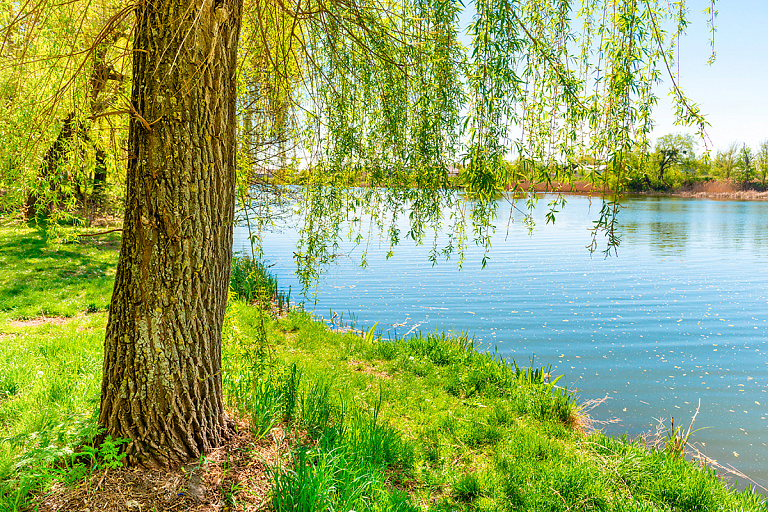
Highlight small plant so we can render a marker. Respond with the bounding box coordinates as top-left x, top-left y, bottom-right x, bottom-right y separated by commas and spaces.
76, 444, 99, 471
229, 256, 290, 314
363, 322, 379, 344
512, 355, 559, 386
300, 378, 332, 438
61, 462, 88, 486
224, 480, 244, 507
269, 446, 391, 512
648, 401, 708, 460
98, 435, 129, 469
280, 364, 302, 422
343, 391, 414, 469
250, 376, 282, 439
